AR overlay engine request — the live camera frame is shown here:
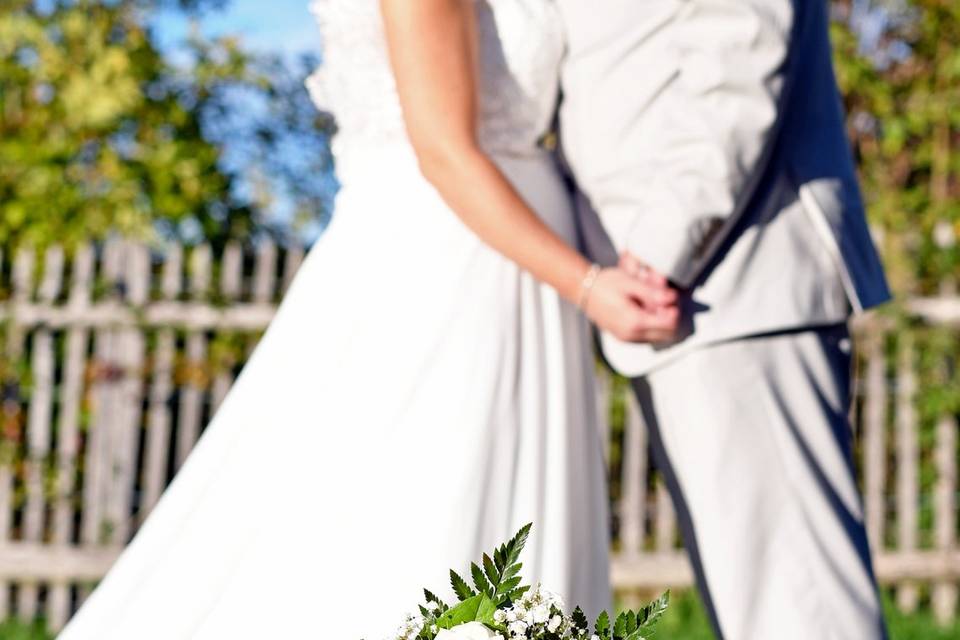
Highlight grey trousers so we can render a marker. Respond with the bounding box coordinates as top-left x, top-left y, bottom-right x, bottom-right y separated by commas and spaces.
632, 325, 887, 640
